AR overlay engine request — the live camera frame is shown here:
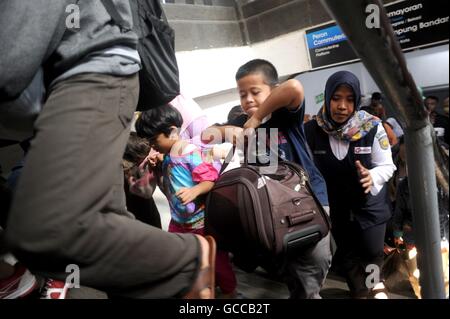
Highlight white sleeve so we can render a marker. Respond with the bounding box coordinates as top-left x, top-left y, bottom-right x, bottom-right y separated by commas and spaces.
369, 124, 397, 196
